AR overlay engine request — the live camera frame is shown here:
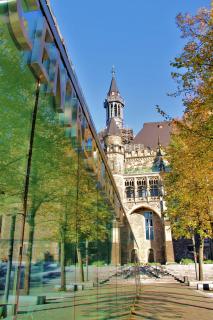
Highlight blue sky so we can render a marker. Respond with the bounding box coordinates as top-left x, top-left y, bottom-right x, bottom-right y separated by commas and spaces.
51, 0, 210, 135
